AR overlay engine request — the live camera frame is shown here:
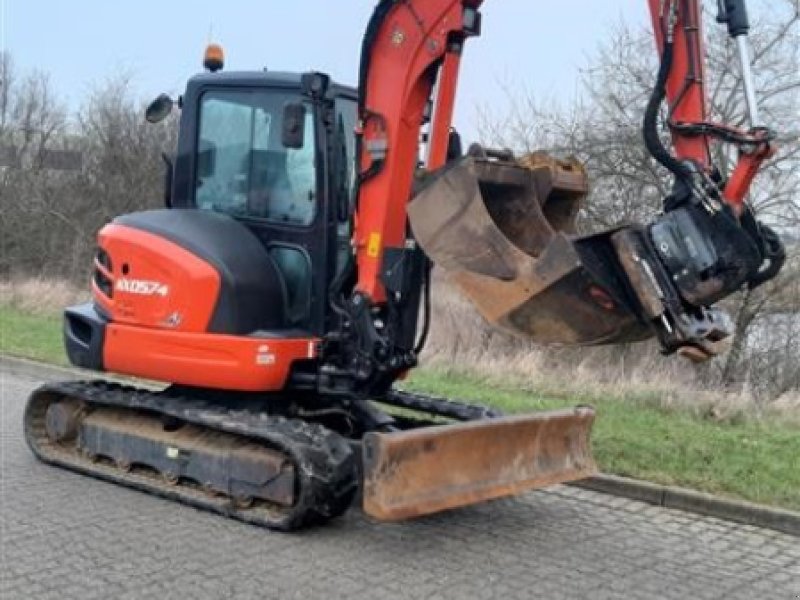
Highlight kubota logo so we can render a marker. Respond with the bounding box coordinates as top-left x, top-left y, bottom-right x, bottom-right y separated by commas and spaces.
115, 278, 169, 297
